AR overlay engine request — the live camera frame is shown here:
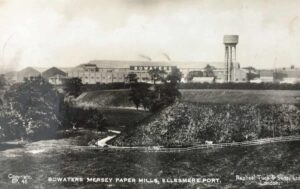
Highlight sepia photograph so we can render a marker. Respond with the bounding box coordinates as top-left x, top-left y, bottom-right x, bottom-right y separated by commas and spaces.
0, 0, 299, 188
